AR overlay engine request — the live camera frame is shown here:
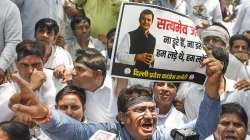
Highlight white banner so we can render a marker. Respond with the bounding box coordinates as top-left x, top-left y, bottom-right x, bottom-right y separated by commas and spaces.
111, 2, 207, 84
